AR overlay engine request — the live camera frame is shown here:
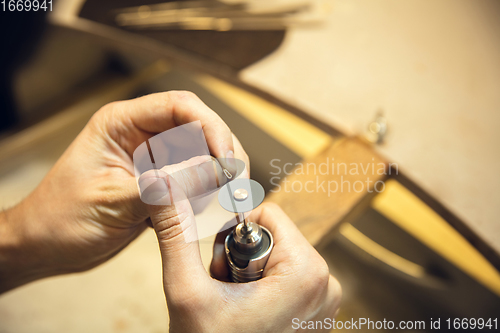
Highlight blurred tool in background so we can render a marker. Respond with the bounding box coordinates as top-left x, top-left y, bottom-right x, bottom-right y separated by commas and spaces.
114, 0, 326, 31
